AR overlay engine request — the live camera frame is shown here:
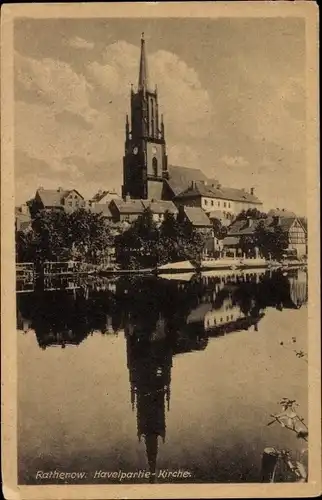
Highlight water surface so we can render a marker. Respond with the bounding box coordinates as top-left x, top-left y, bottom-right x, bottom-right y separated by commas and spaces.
17, 268, 308, 484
